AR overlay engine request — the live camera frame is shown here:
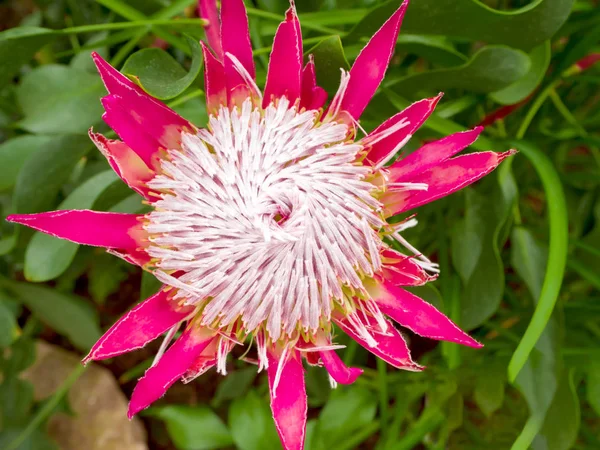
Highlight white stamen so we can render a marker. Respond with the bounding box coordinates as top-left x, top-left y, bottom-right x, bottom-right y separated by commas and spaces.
152, 324, 179, 367
146, 99, 384, 337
